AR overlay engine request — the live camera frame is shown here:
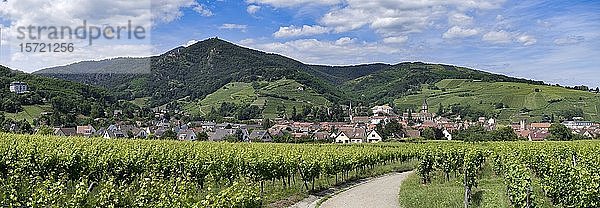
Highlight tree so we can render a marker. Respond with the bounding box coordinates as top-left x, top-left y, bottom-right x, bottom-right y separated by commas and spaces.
422, 127, 435, 140
36, 125, 55, 135
276, 104, 286, 118
495, 103, 505, 109
147, 133, 157, 140
548, 123, 573, 141
197, 132, 209, 141
456, 125, 487, 142
383, 119, 403, 139
237, 105, 262, 120
489, 126, 518, 141
291, 106, 298, 120
90, 104, 105, 118
262, 119, 273, 130
375, 123, 386, 140
161, 130, 177, 140
437, 103, 444, 115
224, 135, 239, 143
557, 108, 584, 120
